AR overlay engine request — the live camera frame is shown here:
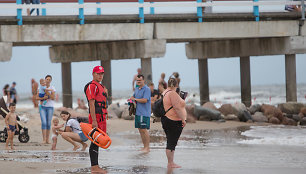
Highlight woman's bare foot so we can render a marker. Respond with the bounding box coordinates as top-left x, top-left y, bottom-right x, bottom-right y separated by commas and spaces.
5, 146, 9, 151
11, 147, 15, 150
91, 165, 107, 174
167, 163, 181, 168
73, 145, 80, 151
81, 144, 88, 151
42, 140, 47, 144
